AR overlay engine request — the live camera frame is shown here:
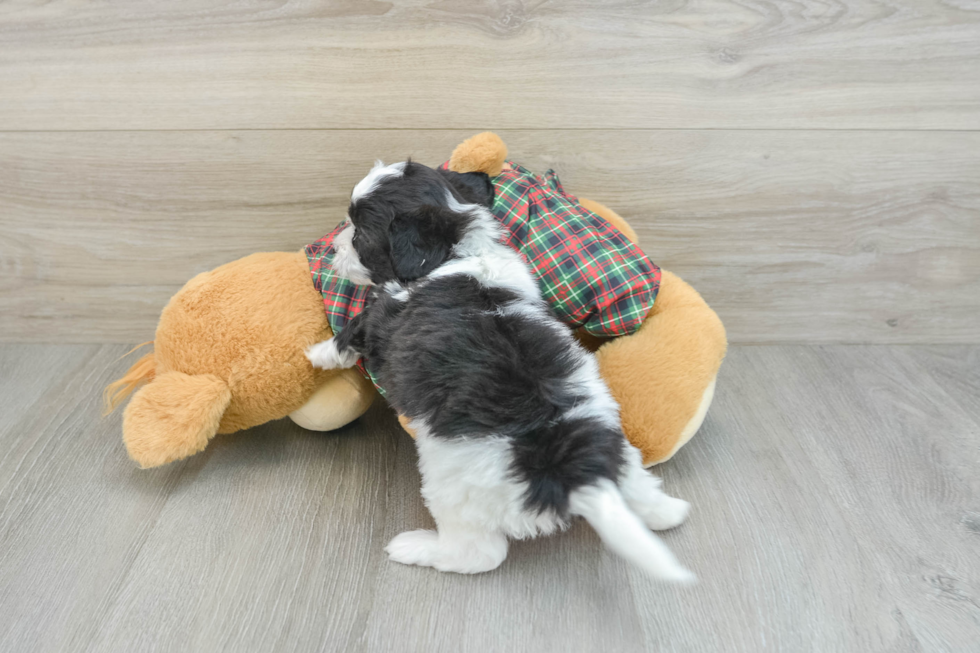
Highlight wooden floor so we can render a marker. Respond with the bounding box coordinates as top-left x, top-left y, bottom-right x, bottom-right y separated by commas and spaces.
1, 344, 977, 653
